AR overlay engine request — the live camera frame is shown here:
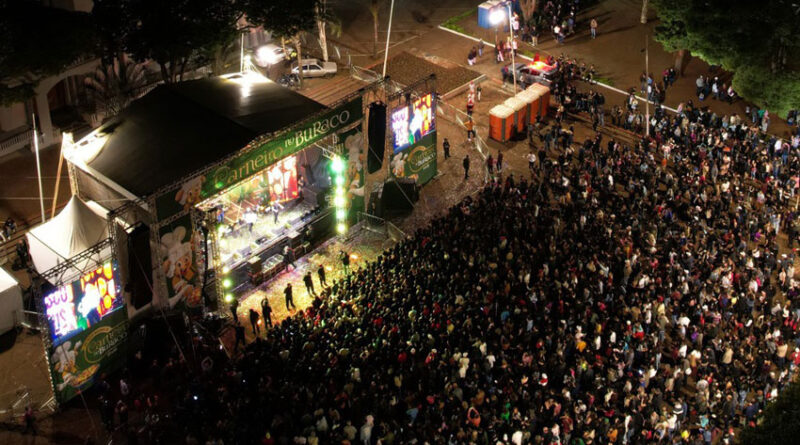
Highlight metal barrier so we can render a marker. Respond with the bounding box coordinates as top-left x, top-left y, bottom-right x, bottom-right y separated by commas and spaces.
357, 212, 408, 247
0, 386, 30, 423
436, 100, 491, 183
20, 310, 42, 331
300, 32, 353, 67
